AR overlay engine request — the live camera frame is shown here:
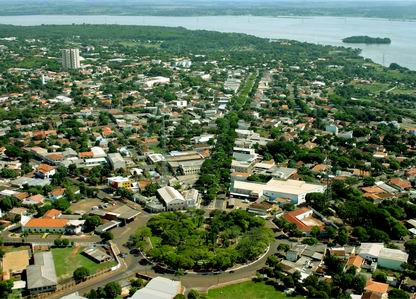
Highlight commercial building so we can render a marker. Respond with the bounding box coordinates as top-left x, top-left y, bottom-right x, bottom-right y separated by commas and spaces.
157, 186, 187, 211
62, 48, 80, 70
358, 243, 409, 271
230, 179, 325, 205
26, 251, 57, 294
378, 247, 409, 271
107, 176, 132, 189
